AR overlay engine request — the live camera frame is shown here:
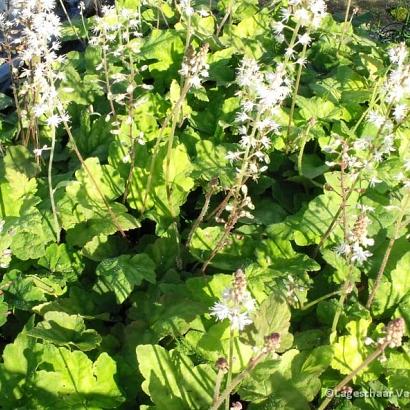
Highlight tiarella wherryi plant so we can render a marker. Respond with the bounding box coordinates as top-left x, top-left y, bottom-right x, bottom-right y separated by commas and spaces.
0, 0, 409, 409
